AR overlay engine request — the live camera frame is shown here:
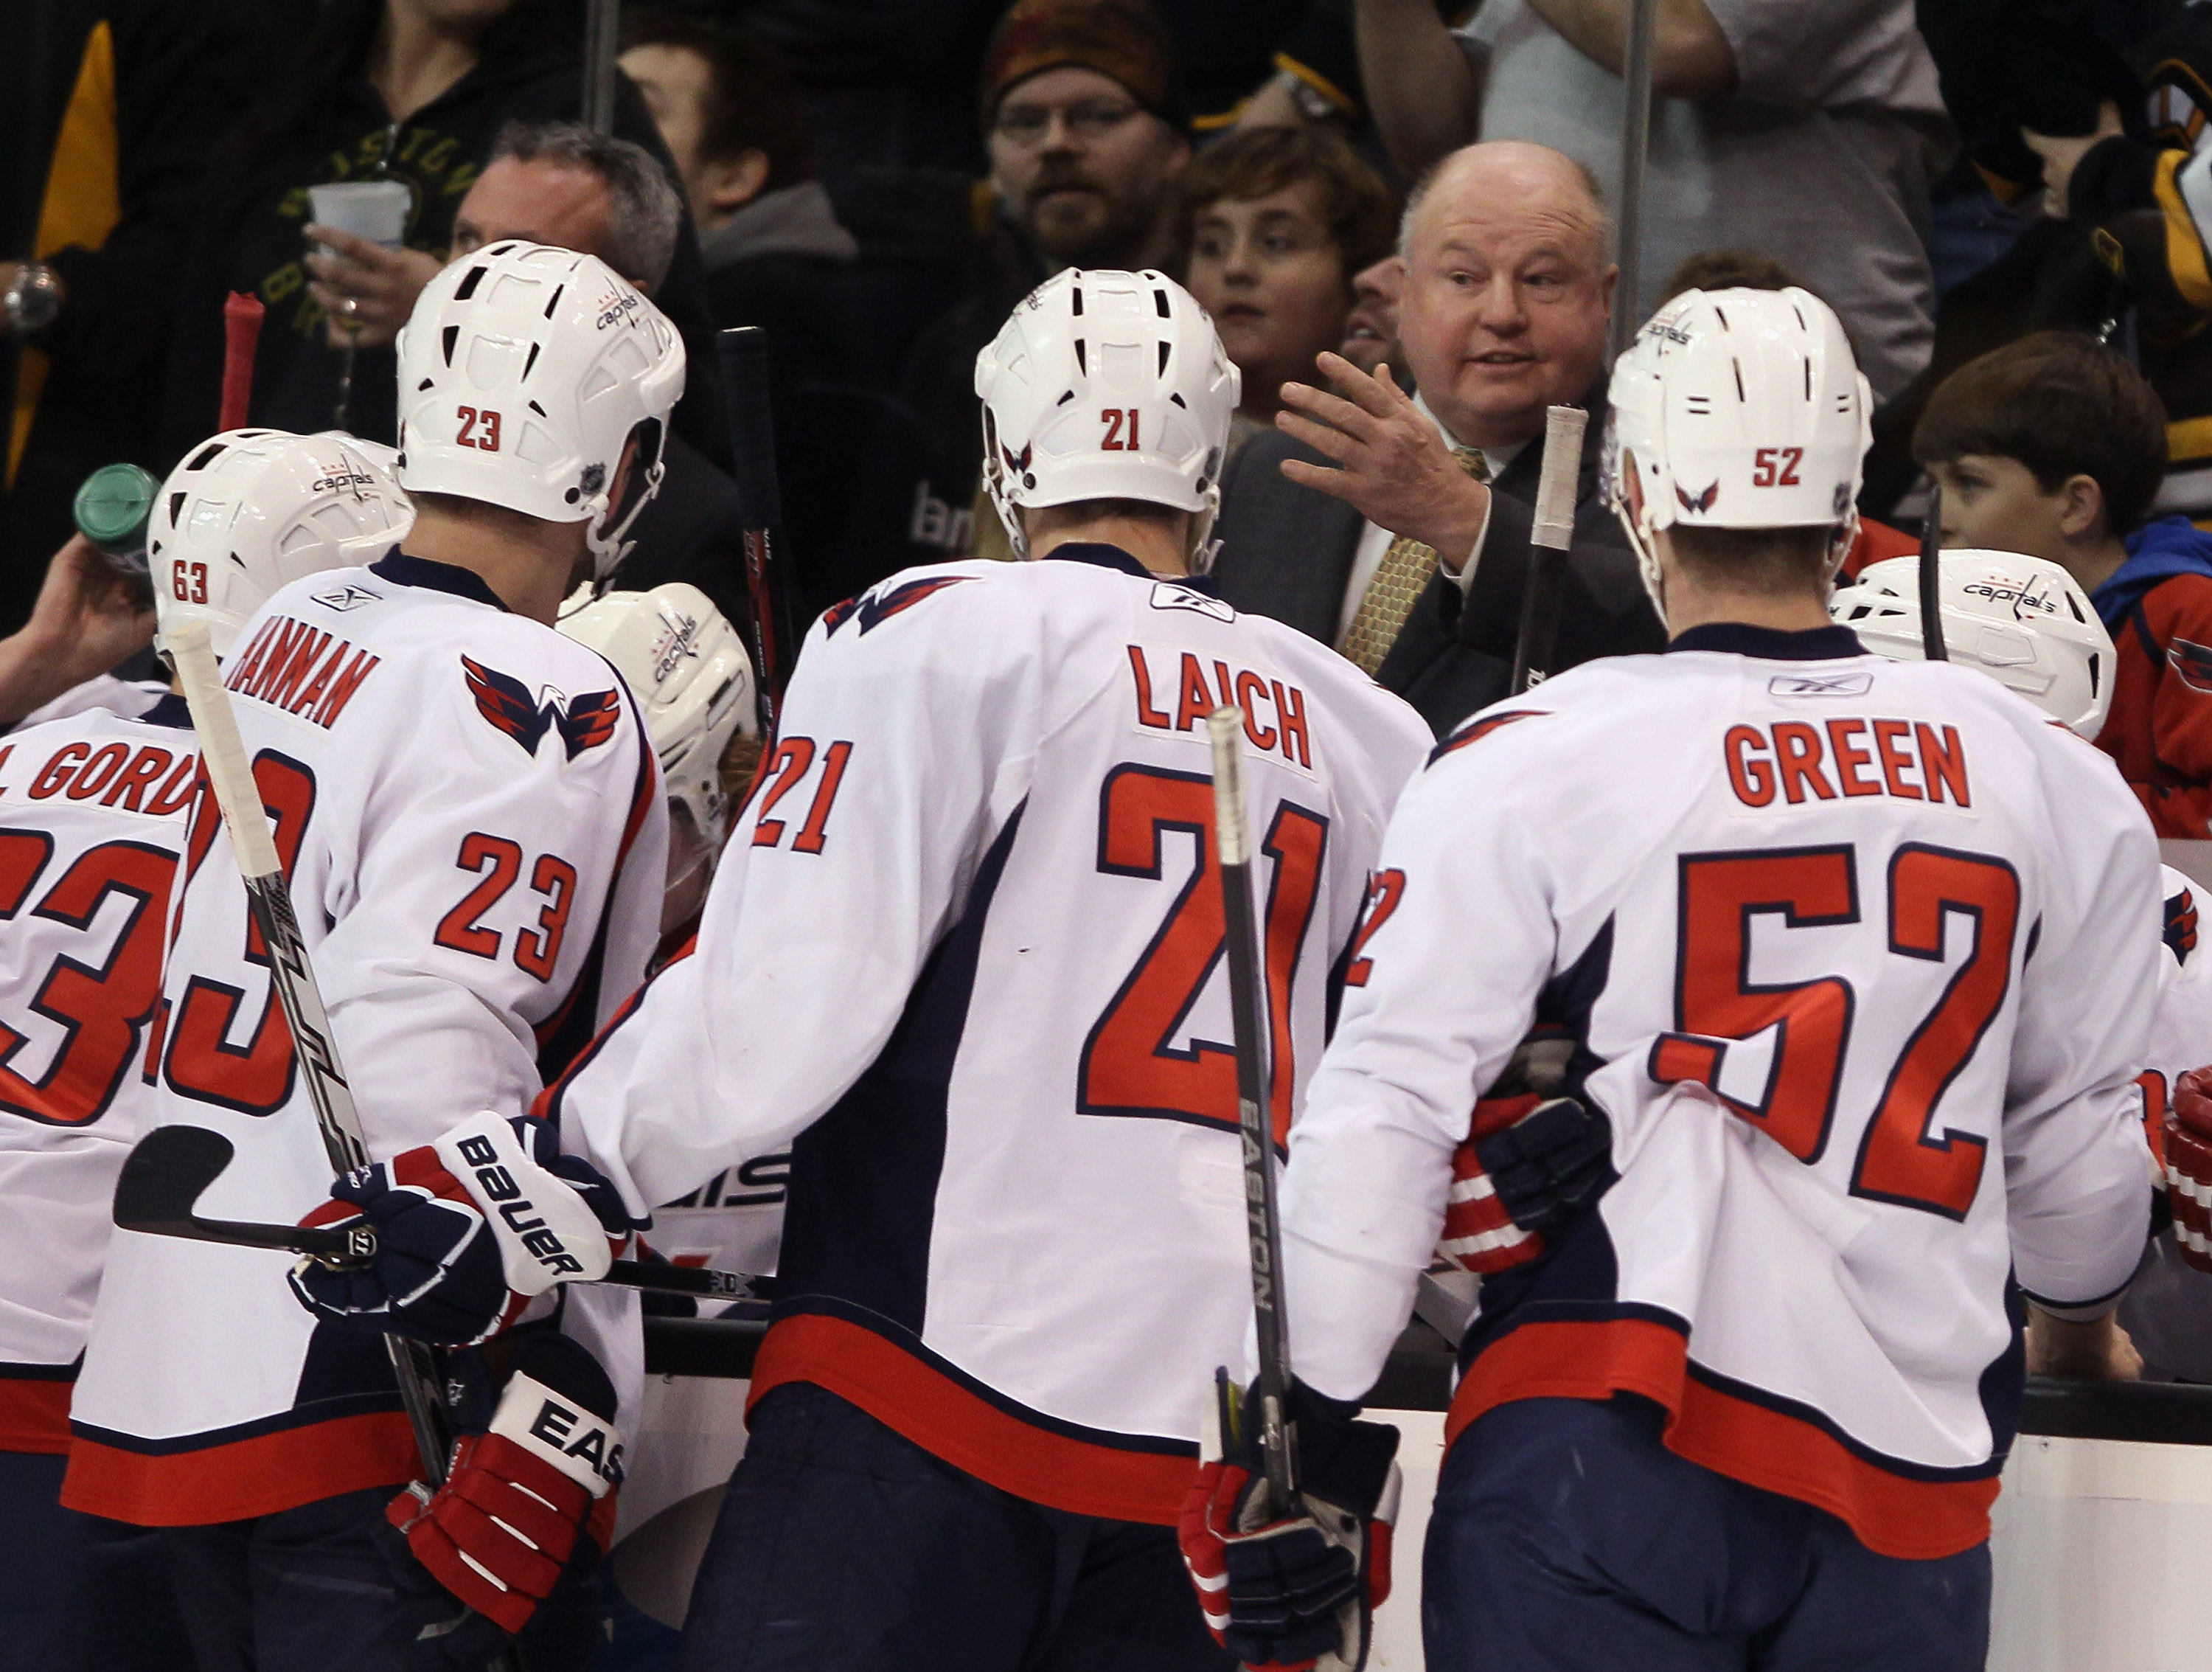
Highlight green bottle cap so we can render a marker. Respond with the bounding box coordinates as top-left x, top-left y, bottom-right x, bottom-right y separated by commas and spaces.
74, 462, 160, 558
